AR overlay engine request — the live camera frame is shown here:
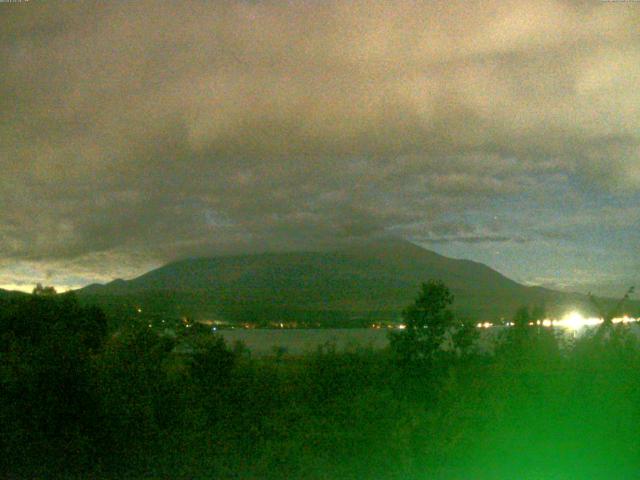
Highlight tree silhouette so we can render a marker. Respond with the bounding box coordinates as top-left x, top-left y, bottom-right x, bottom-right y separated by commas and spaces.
589, 286, 634, 326
33, 283, 57, 296
531, 304, 546, 323
389, 280, 467, 368
513, 305, 531, 328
